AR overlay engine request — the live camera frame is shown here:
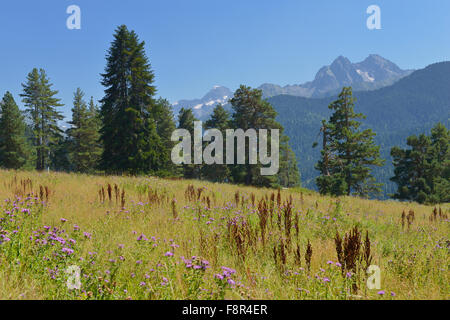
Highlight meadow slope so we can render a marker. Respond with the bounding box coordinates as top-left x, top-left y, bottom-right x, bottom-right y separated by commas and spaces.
0, 170, 448, 300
